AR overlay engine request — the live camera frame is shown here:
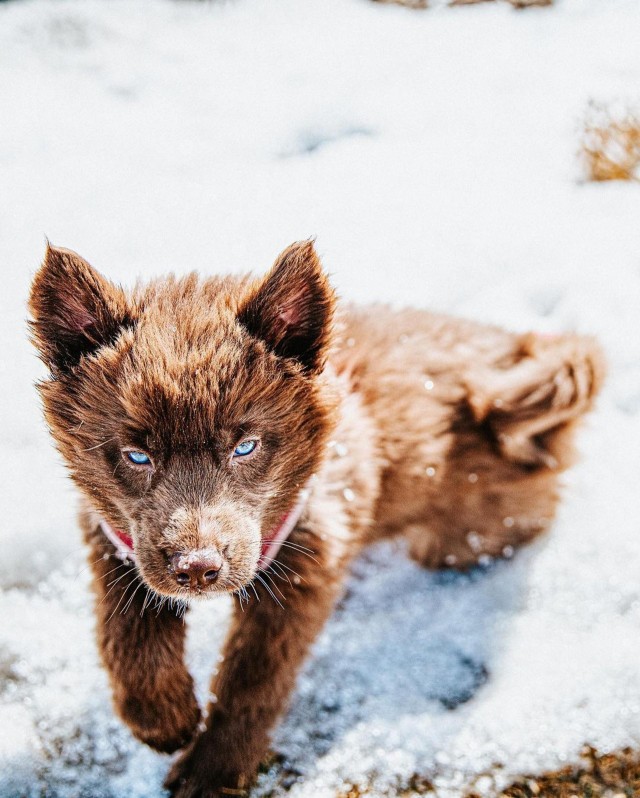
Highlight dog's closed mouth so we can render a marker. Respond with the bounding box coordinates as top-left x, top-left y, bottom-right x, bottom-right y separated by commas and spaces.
98, 479, 312, 595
